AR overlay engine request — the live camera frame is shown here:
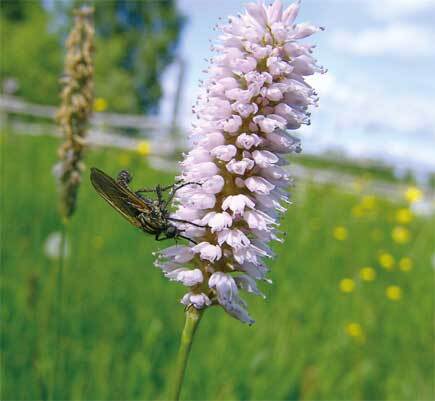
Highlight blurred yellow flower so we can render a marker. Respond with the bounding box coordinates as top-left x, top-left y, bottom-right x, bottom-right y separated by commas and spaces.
396, 208, 413, 224
392, 226, 410, 244
118, 153, 131, 167
404, 186, 423, 204
379, 252, 395, 270
360, 267, 376, 281
137, 140, 151, 156
333, 226, 348, 241
339, 278, 355, 293
386, 285, 402, 301
94, 97, 108, 112
399, 257, 413, 272
345, 322, 365, 343
361, 195, 376, 210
